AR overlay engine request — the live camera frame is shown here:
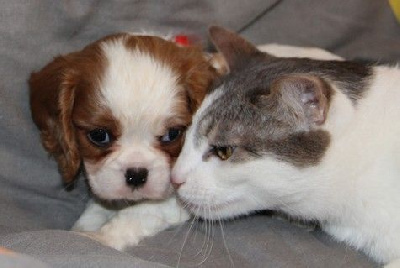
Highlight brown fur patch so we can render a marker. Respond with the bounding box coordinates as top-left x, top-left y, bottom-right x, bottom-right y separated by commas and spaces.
29, 36, 113, 183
